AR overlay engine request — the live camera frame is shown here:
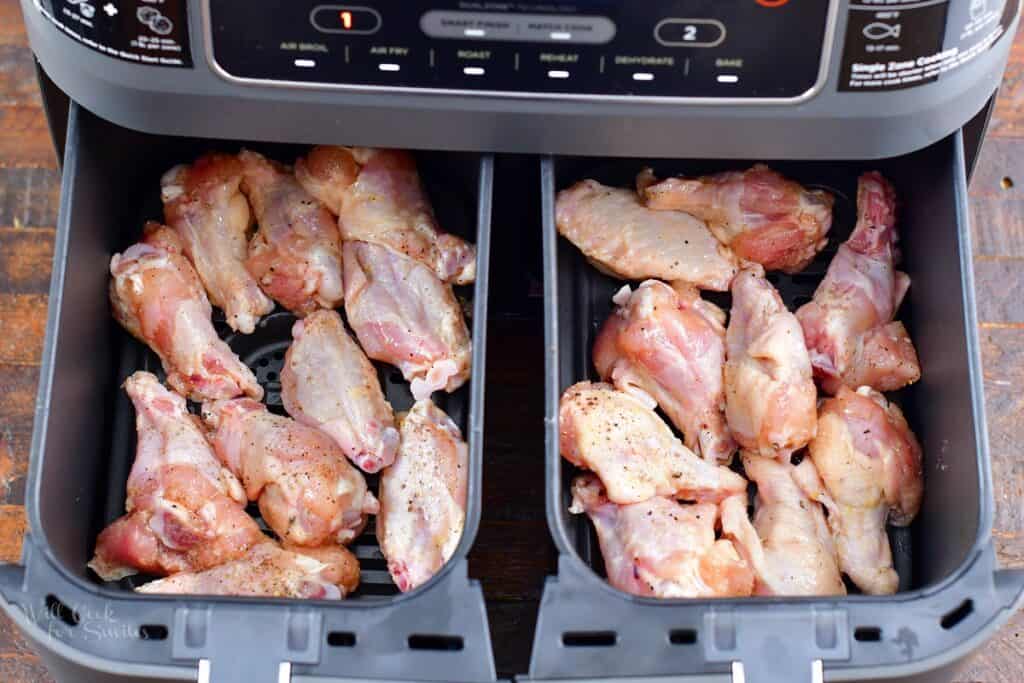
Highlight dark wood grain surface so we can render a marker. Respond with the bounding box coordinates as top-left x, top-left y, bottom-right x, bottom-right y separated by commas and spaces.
0, 1, 1022, 679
